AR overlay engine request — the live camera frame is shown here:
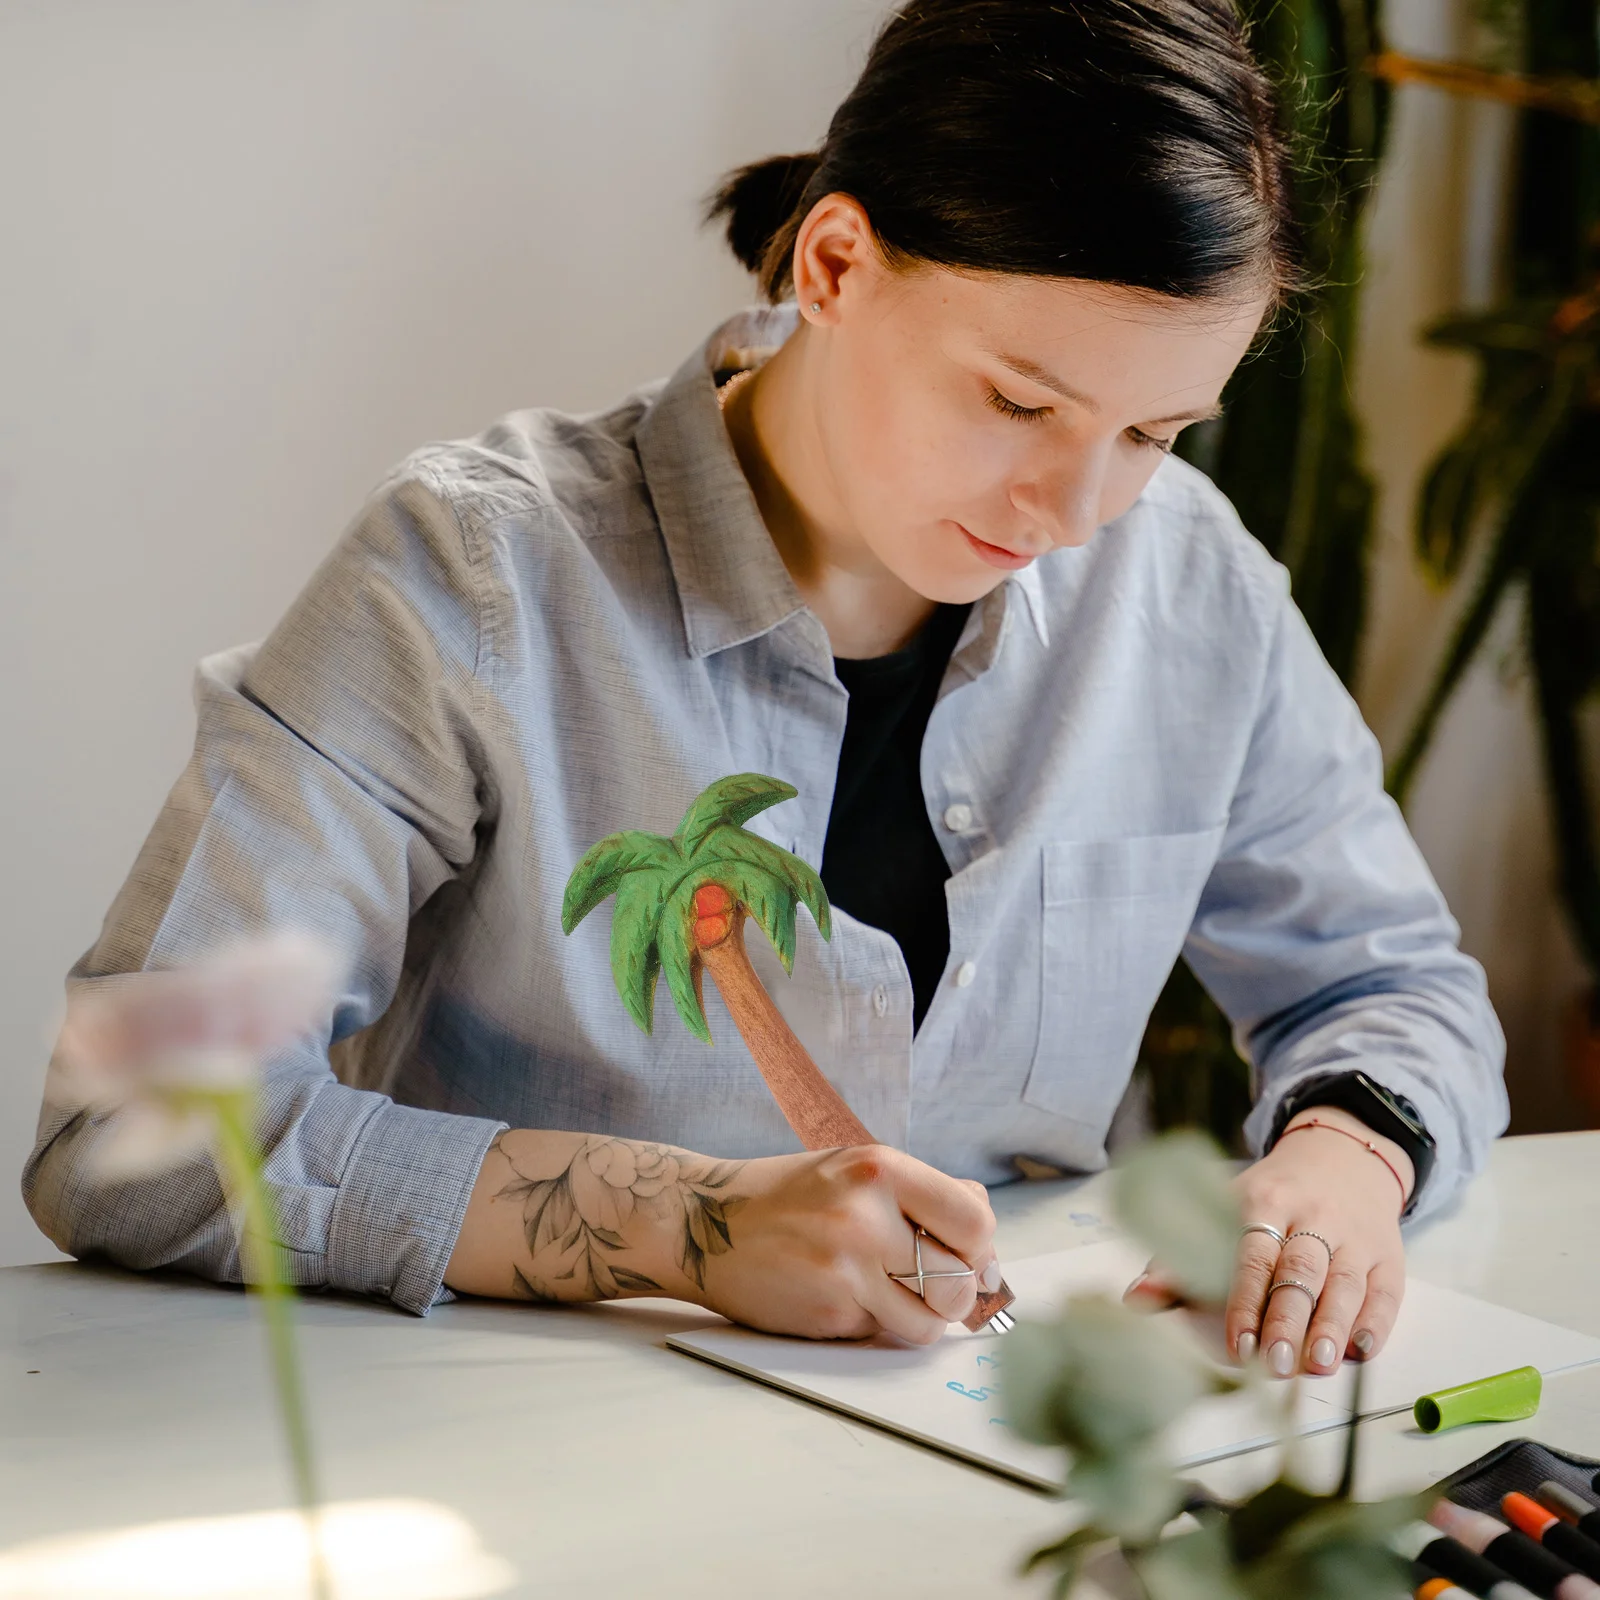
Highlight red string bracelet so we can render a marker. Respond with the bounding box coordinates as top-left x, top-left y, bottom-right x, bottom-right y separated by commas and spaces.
1277, 1117, 1409, 1211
